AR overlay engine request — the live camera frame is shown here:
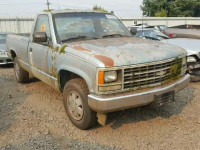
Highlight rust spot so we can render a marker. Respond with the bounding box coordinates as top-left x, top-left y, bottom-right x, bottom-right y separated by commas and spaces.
73, 46, 91, 52
95, 55, 114, 67
51, 66, 58, 78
